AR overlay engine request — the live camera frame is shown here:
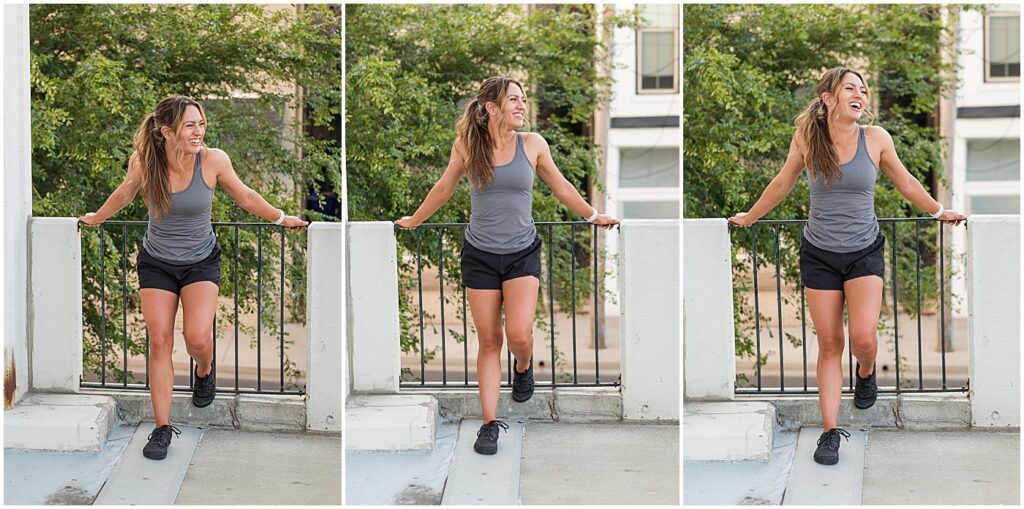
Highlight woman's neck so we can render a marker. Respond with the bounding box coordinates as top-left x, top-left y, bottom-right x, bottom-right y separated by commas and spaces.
487, 123, 516, 149
829, 118, 858, 141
